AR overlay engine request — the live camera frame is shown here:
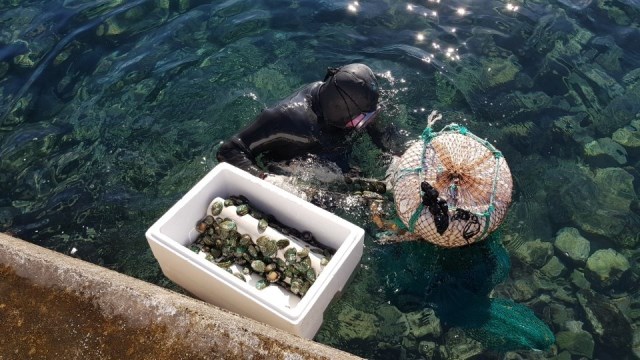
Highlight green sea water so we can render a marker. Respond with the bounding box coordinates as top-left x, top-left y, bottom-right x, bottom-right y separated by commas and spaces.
1, 0, 639, 358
